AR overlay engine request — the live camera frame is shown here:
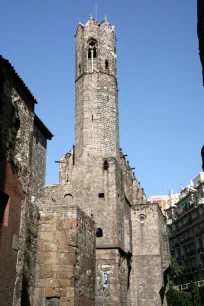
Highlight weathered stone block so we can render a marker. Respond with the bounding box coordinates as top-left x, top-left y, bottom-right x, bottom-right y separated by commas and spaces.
59, 297, 74, 306
40, 251, 57, 265
44, 287, 54, 297
58, 253, 76, 266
